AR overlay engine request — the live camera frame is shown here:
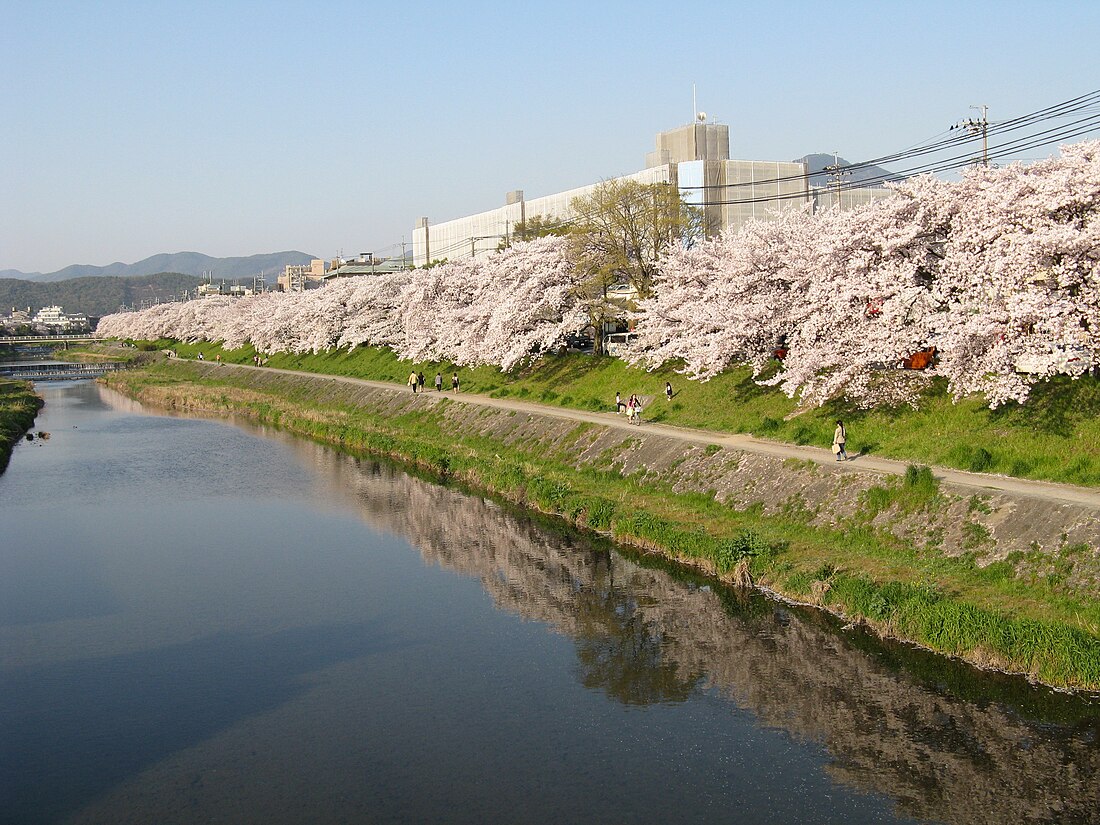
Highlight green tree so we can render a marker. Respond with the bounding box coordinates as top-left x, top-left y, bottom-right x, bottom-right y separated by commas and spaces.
568, 179, 702, 300
497, 214, 571, 251
564, 180, 700, 352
